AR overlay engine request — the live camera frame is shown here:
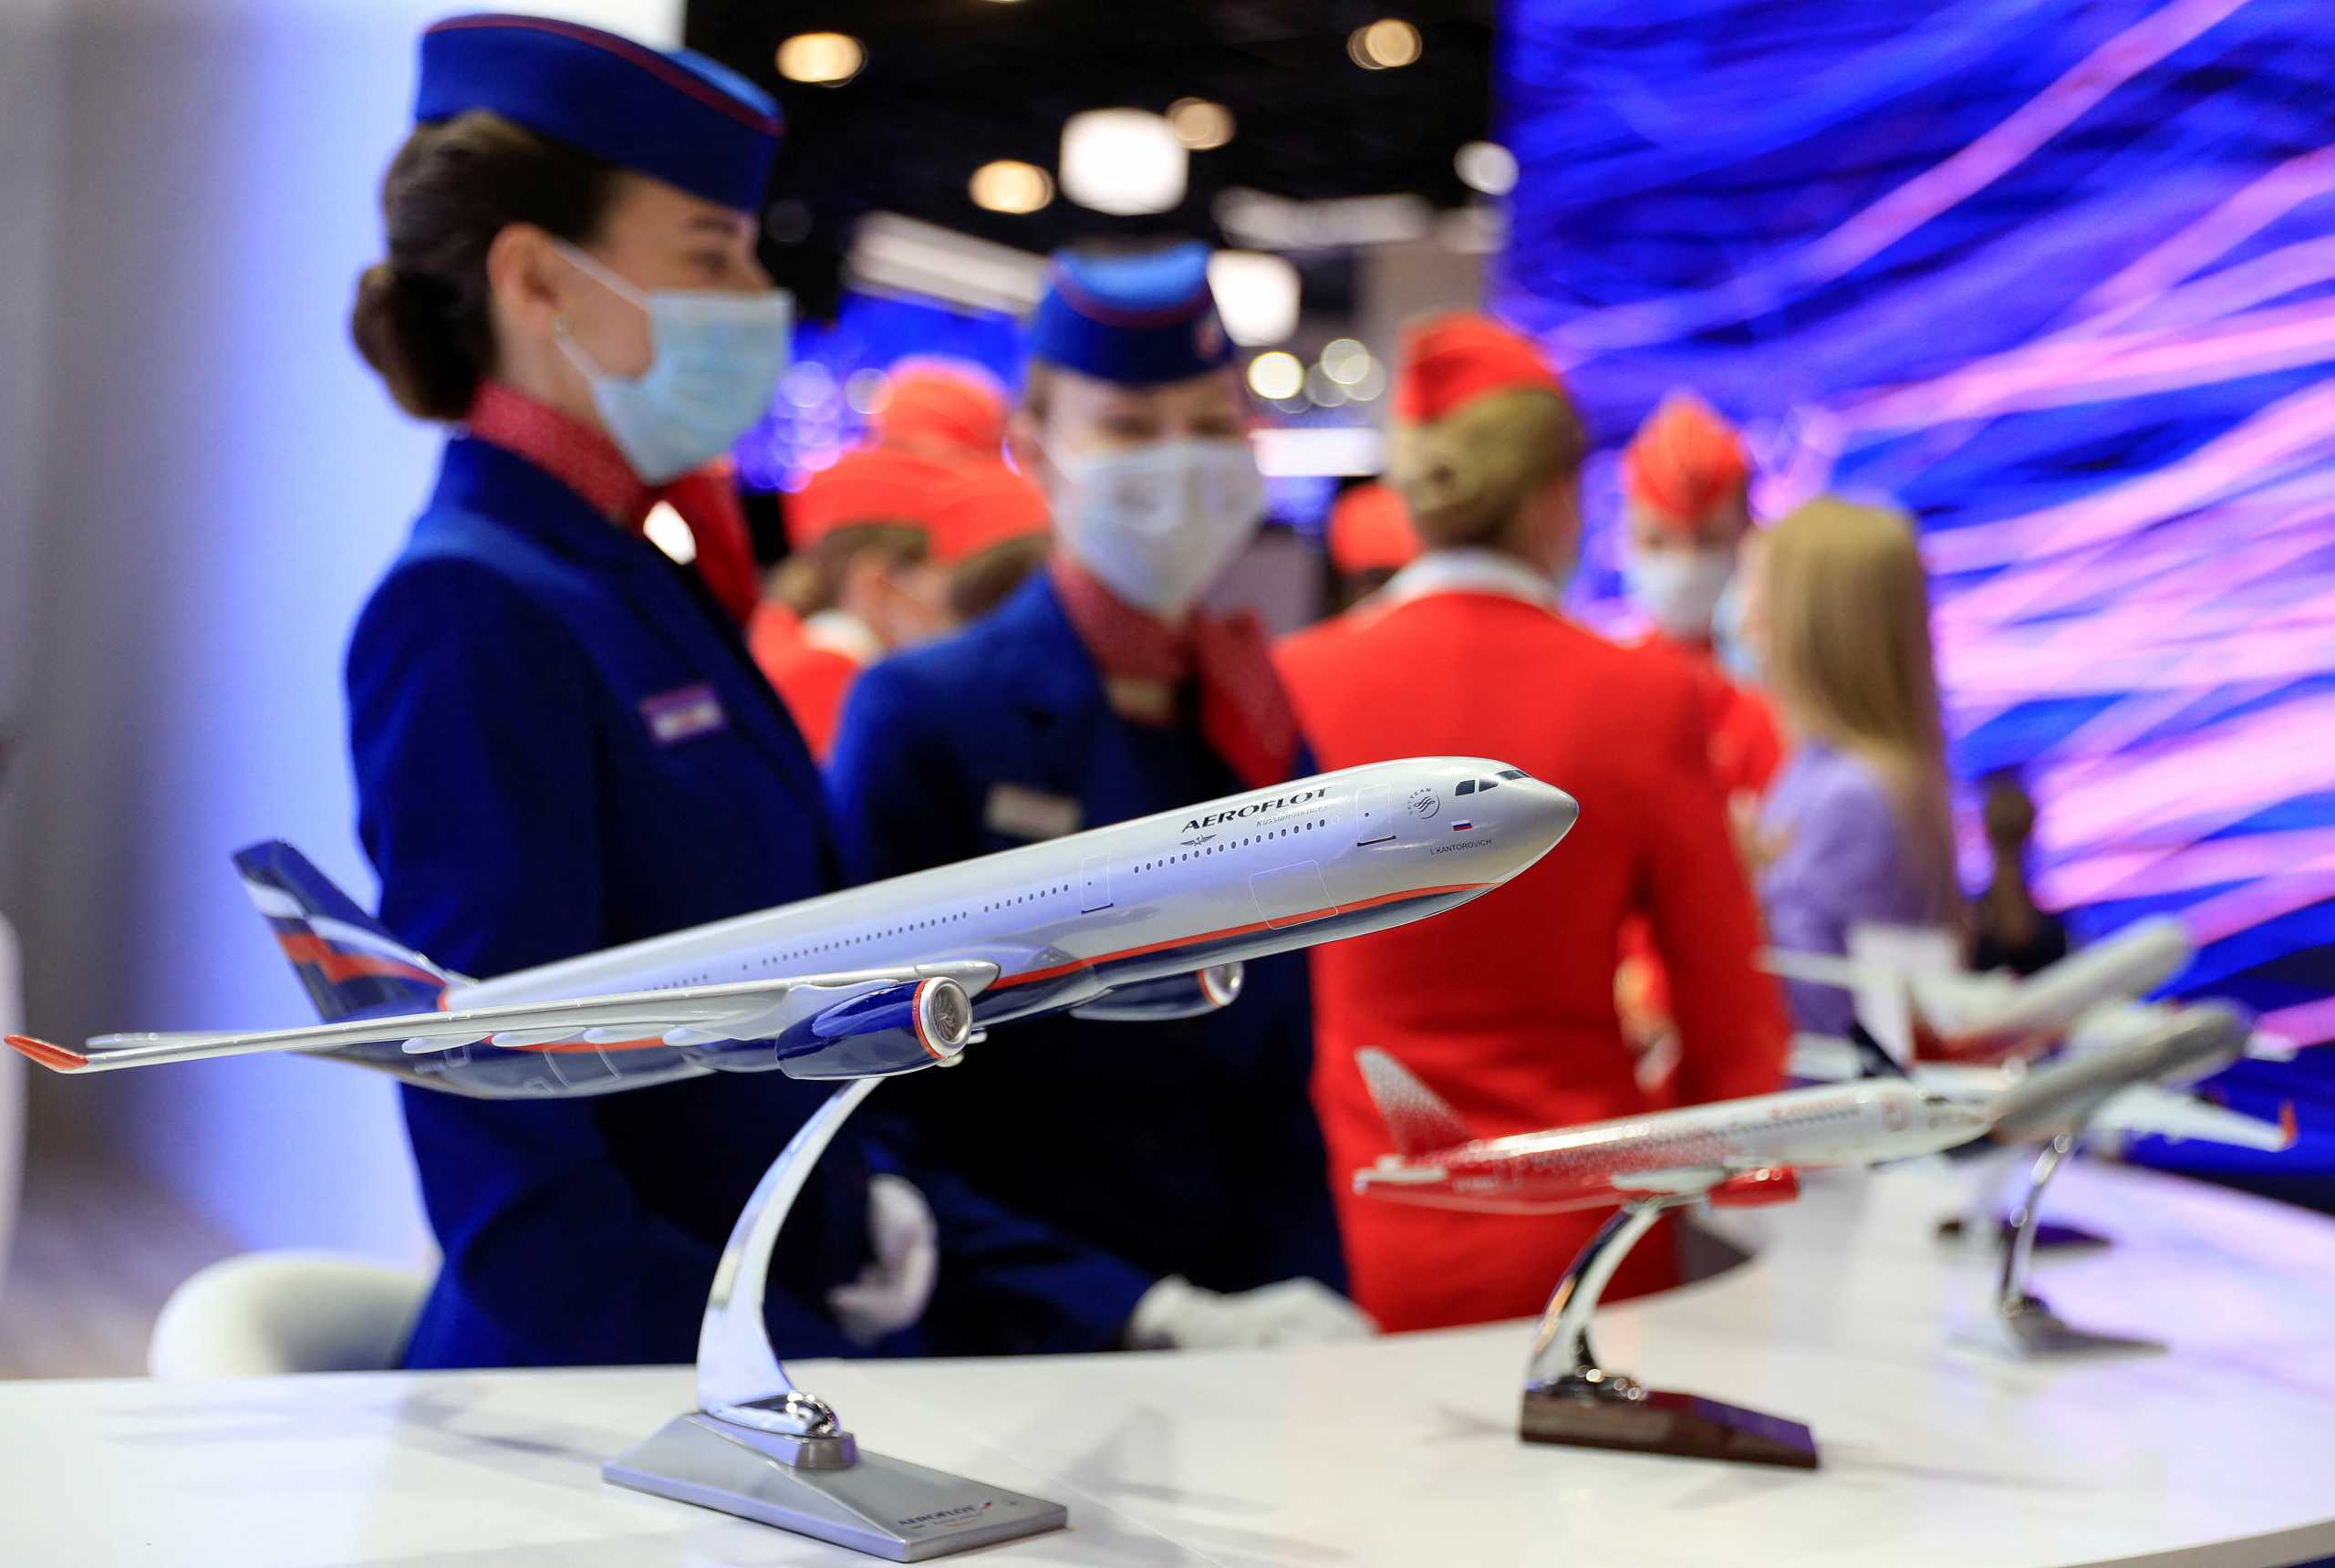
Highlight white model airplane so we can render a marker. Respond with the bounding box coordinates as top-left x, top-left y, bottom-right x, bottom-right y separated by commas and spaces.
1778, 923, 2295, 1154
8, 758, 1574, 1098
1766, 916, 2195, 1065
1350, 1048, 1993, 1214
1935, 1002, 2293, 1153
